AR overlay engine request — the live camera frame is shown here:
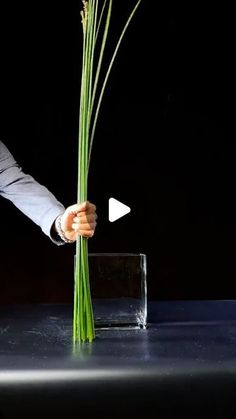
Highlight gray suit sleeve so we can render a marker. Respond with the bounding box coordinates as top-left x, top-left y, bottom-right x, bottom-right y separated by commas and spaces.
0, 140, 66, 244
